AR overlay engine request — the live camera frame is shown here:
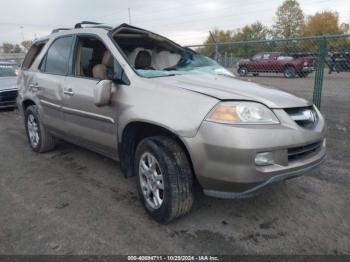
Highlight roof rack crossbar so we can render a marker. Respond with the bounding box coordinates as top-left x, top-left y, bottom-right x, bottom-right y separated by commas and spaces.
51, 28, 72, 34
75, 21, 101, 28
